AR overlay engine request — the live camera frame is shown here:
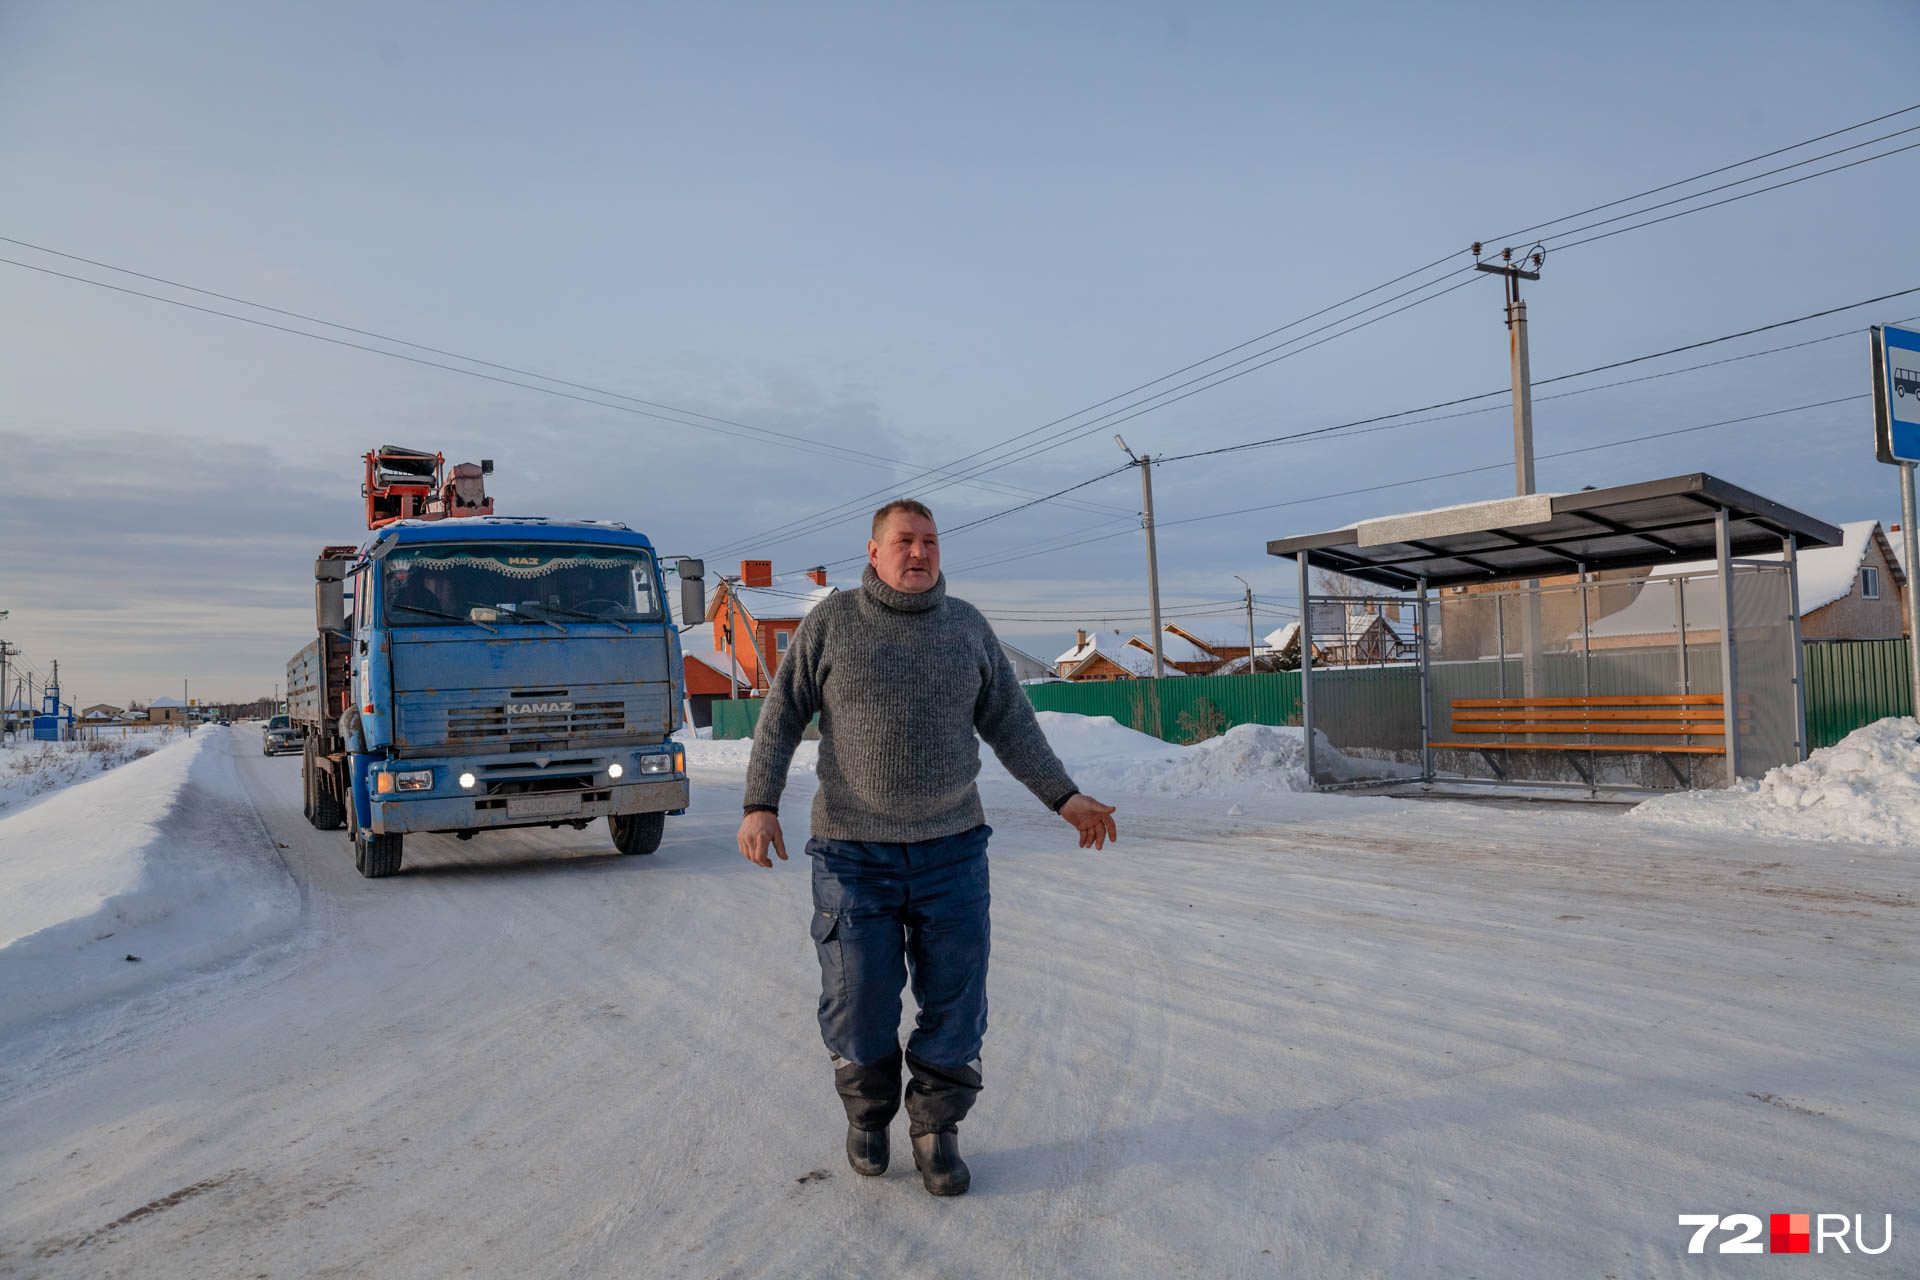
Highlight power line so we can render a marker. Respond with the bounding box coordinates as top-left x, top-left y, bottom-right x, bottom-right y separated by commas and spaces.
1551, 139, 1920, 254
697, 266, 1482, 560
704, 105, 1920, 562
1478, 102, 1919, 245
0, 250, 1131, 520
1153, 285, 1920, 465
943, 294, 1913, 572
706, 268, 1483, 562
970, 394, 1866, 572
